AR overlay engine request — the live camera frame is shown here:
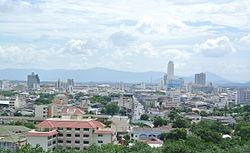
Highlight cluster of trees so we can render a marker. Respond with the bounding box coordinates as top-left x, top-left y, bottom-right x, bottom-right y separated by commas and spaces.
34, 94, 55, 105
9, 121, 36, 129
89, 95, 111, 105
0, 91, 17, 96
101, 104, 120, 115
90, 94, 122, 116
